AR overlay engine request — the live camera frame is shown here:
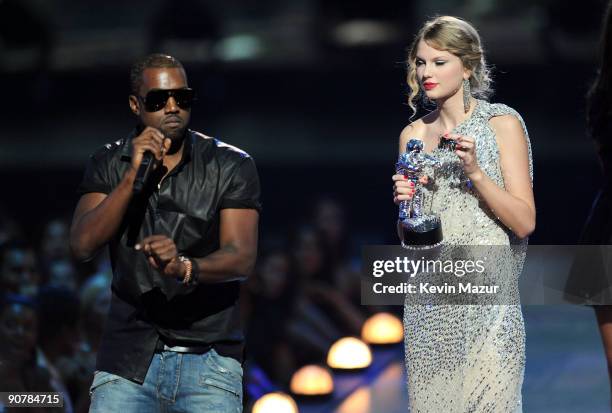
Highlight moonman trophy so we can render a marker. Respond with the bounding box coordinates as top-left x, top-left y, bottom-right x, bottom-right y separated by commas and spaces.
396, 139, 443, 249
